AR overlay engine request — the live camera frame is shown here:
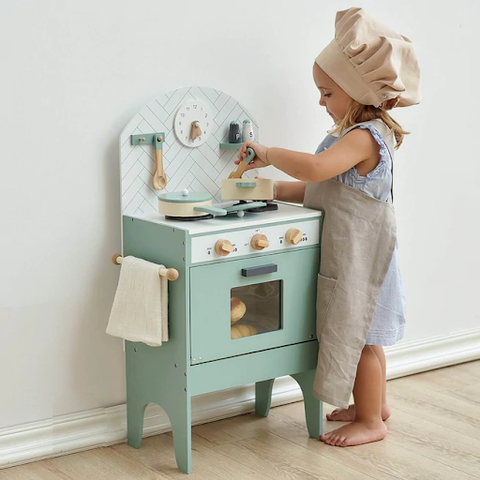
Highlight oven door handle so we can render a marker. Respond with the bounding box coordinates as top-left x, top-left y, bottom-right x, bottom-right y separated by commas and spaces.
241, 264, 278, 277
